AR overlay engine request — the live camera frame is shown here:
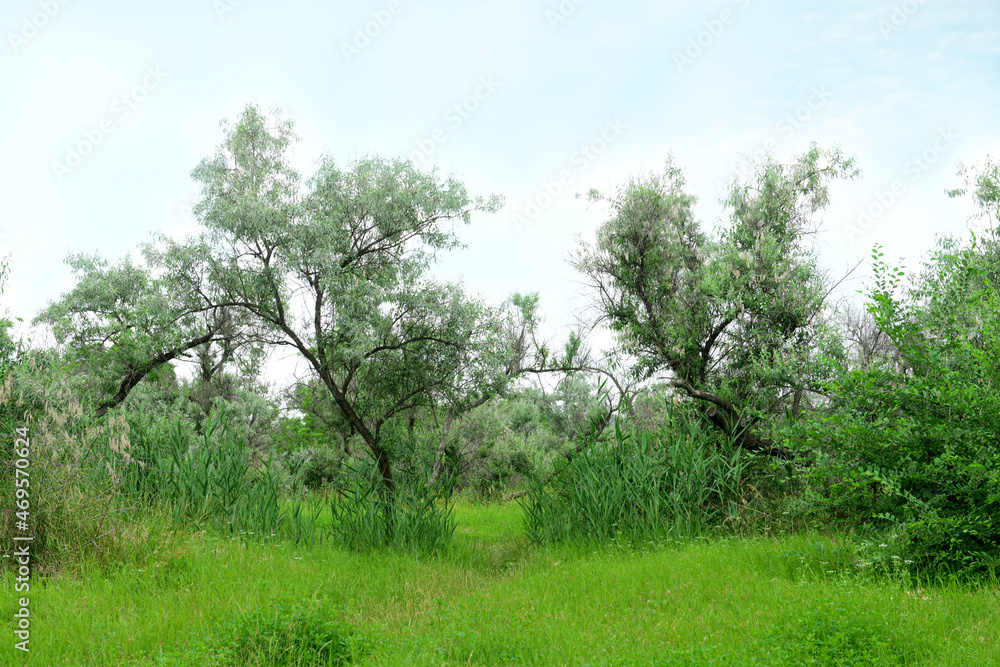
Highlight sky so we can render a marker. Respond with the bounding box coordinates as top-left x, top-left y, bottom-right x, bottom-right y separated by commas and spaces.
1, 0, 998, 386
